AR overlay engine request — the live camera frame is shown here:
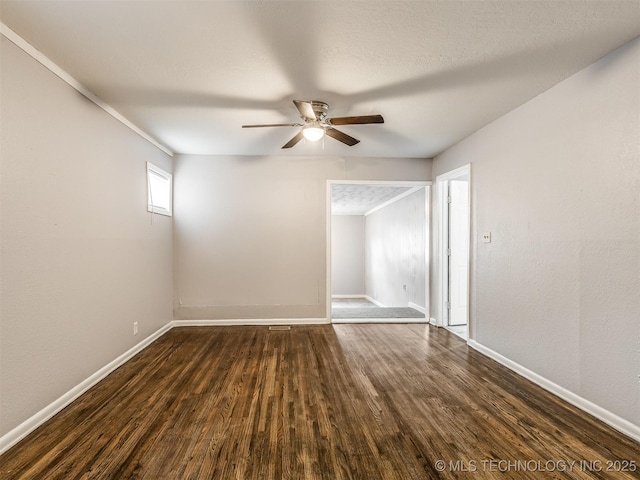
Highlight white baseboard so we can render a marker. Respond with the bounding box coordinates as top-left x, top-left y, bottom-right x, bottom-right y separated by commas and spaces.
331, 318, 427, 324
364, 295, 386, 307
408, 302, 426, 314
468, 339, 640, 442
171, 318, 329, 327
0, 322, 173, 455
429, 317, 439, 326
331, 295, 365, 299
